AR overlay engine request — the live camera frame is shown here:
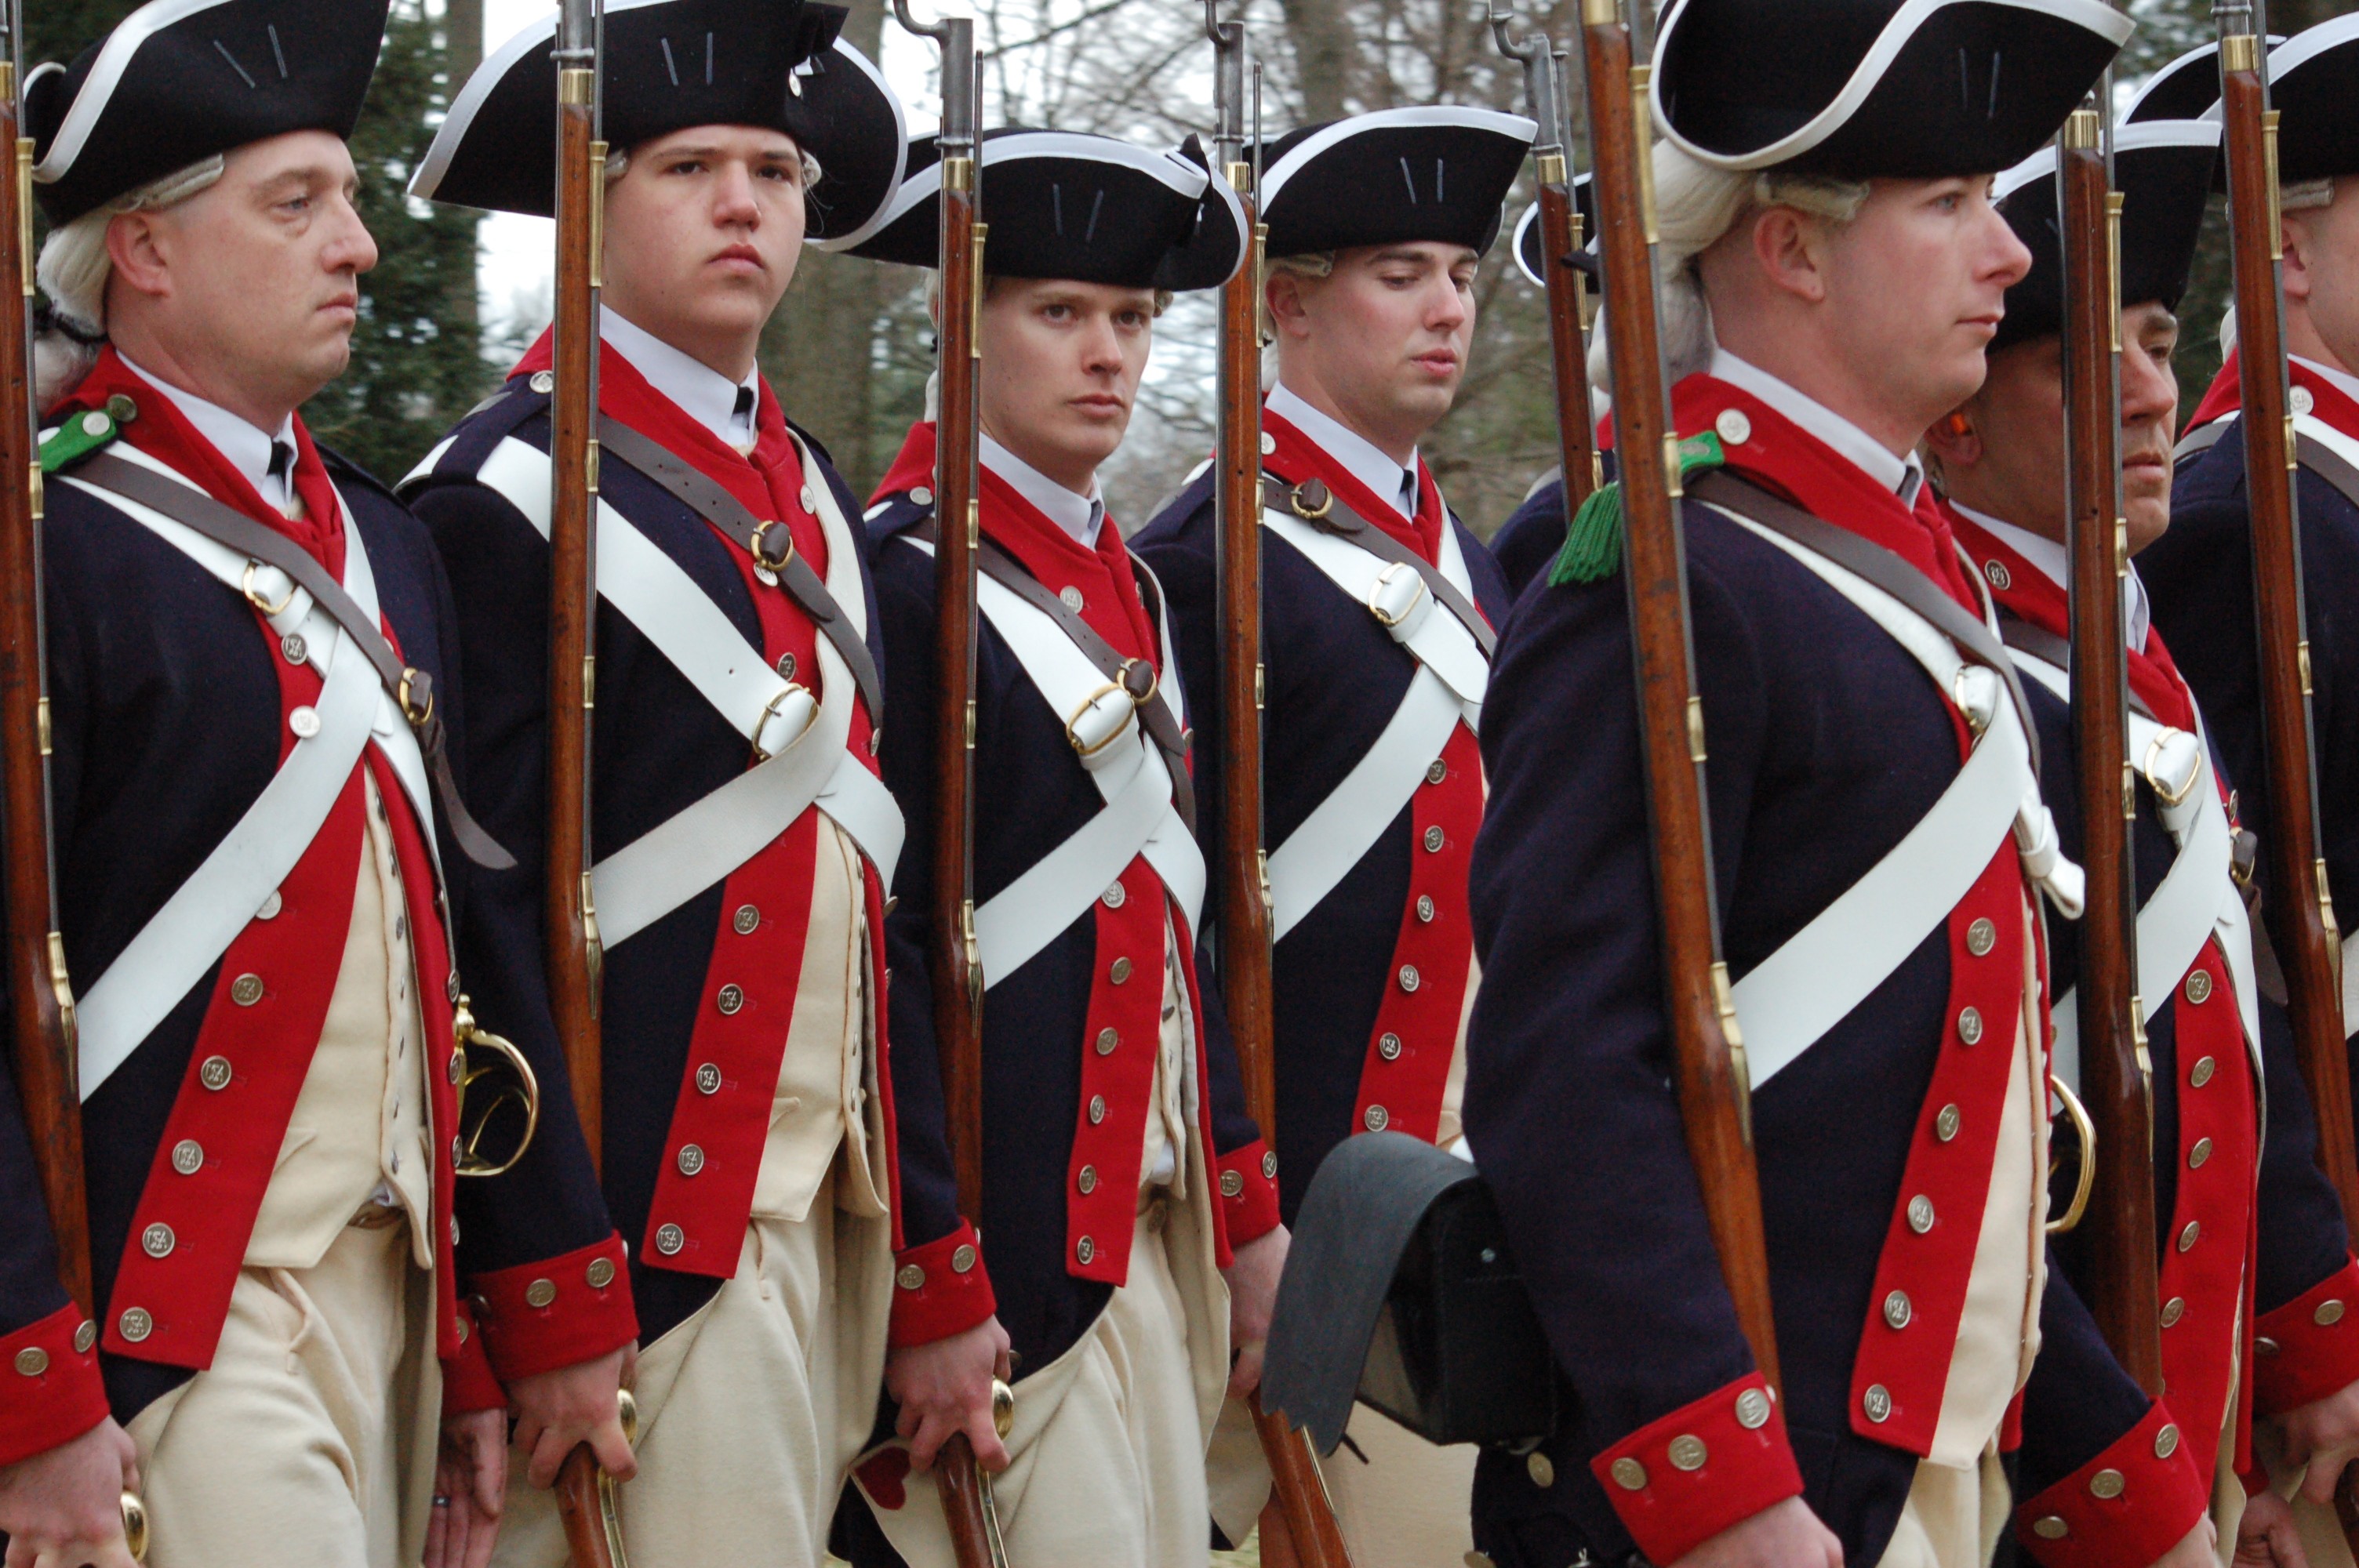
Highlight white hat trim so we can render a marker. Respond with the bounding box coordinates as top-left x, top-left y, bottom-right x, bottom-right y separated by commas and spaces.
1259, 104, 1536, 214
1993, 117, 2223, 204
